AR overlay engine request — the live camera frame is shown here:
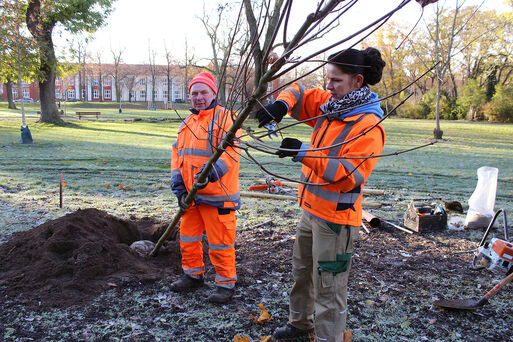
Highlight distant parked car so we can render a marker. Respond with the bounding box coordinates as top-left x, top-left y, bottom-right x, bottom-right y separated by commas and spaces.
65, 98, 80, 102
14, 98, 34, 102
173, 99, 185, 103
